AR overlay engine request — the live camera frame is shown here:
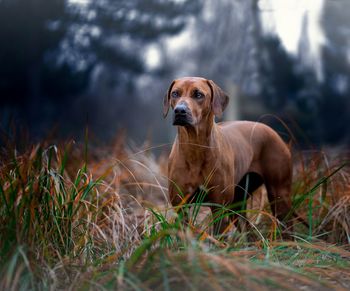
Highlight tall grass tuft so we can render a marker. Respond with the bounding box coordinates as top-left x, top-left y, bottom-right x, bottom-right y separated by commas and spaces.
290, 150, 350, 243
0, 141, 124, 289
